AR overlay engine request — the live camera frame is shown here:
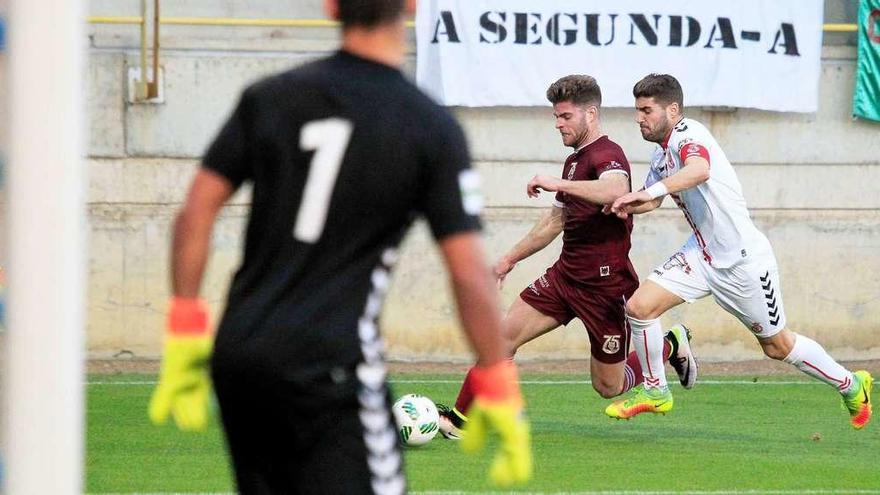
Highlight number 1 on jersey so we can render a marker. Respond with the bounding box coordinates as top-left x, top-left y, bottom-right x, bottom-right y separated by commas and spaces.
294, 118, 353, 243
